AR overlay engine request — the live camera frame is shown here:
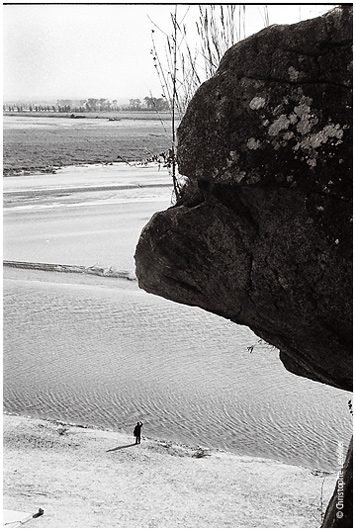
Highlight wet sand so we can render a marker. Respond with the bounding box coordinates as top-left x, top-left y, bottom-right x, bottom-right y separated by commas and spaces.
3, 163, 172, 271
